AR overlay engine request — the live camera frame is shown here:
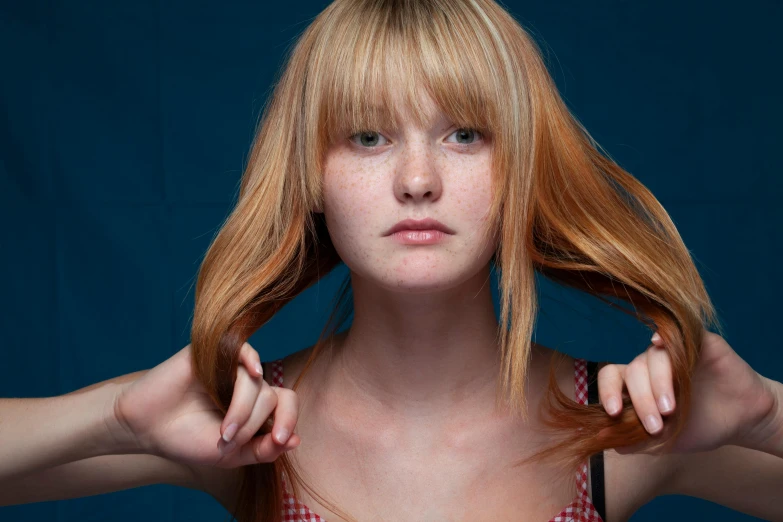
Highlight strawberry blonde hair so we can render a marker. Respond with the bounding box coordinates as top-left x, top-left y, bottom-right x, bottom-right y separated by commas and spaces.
189, 0, 722, 520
